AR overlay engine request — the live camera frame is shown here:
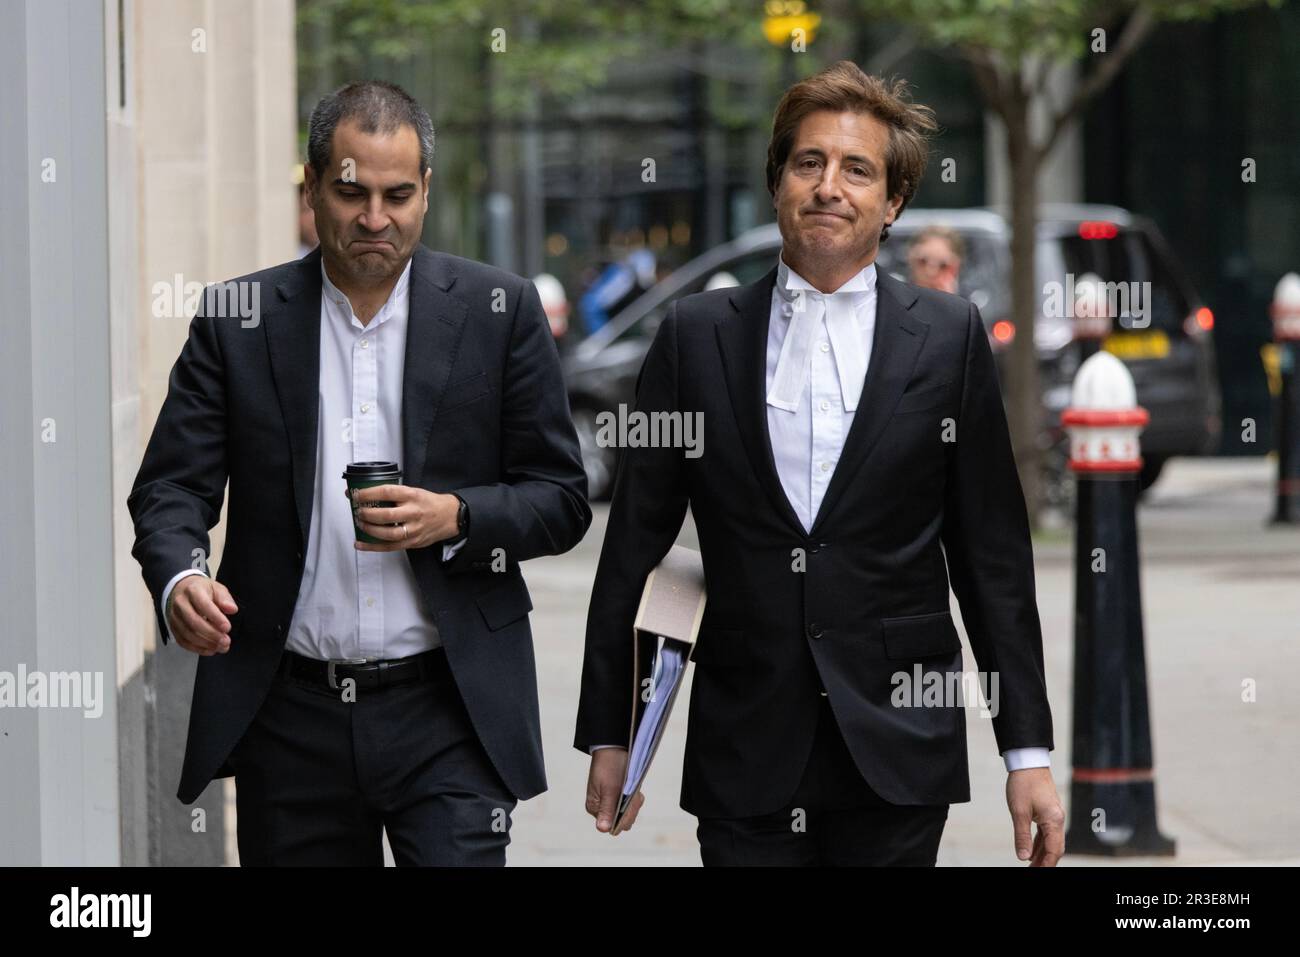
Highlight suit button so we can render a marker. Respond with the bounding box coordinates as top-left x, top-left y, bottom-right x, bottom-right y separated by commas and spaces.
807, 623, 823, 639
295, 551, 302, 561
808, 545, 820, 554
